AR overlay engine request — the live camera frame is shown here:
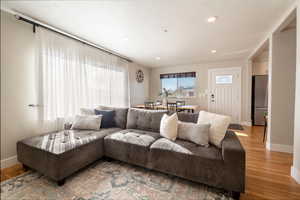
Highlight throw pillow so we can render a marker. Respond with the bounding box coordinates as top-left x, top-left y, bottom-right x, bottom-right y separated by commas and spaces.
197, 111, 231, 148
177, 121, 210, 147
95, 109, 115, 128
160, 113, 178, 141
71, 115, 102, 130
80, 108, 95, 115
